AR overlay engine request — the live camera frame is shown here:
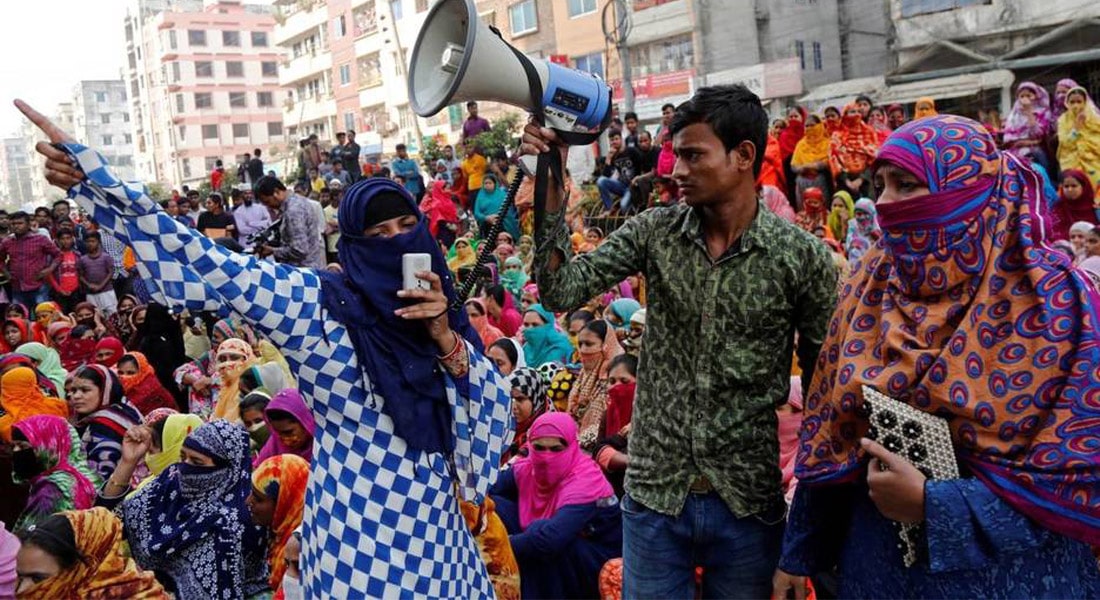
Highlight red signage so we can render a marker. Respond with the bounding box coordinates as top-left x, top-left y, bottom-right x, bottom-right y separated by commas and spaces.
549, 54, 569, 65
611, 70, 693, 101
